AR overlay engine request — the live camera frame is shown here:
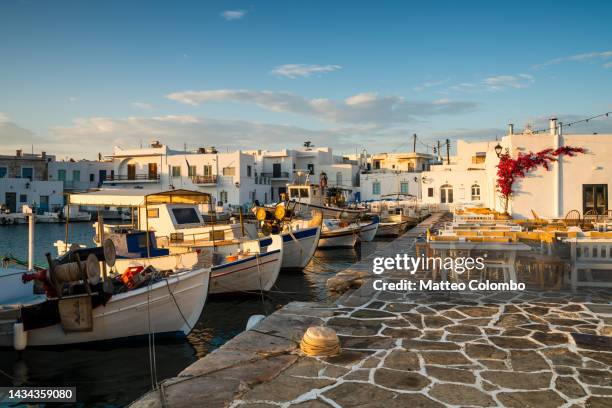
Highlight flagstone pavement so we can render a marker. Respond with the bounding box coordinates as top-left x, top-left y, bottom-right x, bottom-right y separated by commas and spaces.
132, 213, 612, 408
